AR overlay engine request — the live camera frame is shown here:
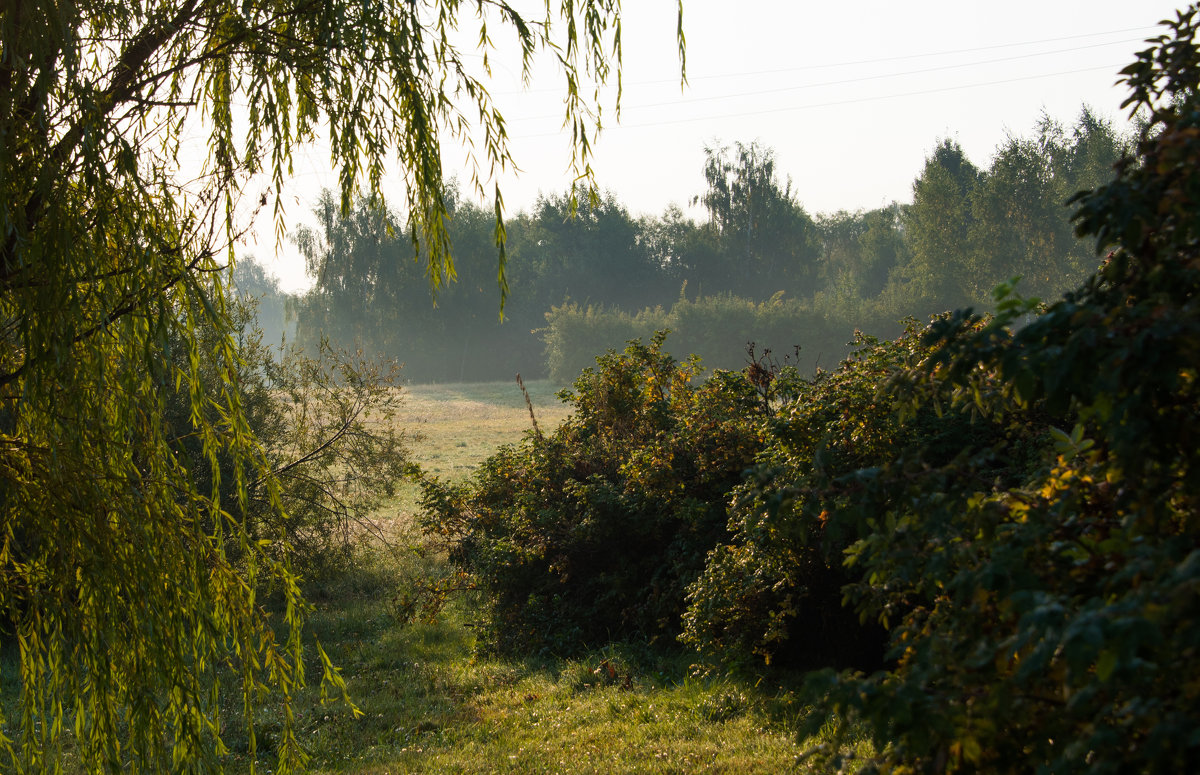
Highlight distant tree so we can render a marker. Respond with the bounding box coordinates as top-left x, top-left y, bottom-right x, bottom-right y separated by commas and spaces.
293, 185, 555, 381
857, 203, 910, 298
968, 110, 1127, 300
694, 141, 821, 299
815, 210, 868, 293
230, 258, 294, 349
1053, 107, 1130, 276
637, 204, 714, 292
292, 189, 428, 354
968, 127, 1072, 300
513, 191, 670, 313
901, 139, 983, 307
427, 188, 543, 380
815, 203, 906, 303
